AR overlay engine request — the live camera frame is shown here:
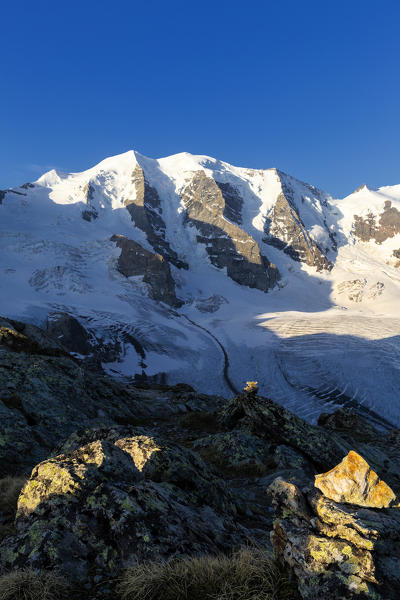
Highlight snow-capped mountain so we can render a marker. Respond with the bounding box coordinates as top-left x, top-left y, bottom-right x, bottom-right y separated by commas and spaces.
1, 150, 400, 425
